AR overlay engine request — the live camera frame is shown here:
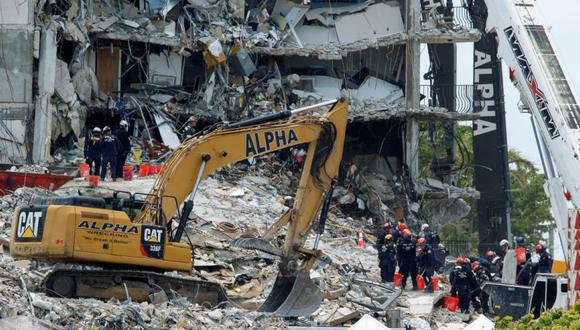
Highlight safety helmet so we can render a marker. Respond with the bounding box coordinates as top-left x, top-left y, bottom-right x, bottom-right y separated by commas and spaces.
385, 234, 393, 241
120, 120, 128, 127
535, 244, 542, 253
382, 222, 392, 229
499, 239, 509, 247
398, 223, 408, 231
103, 126, 111, 133
402, 229, 412, 238
421, 224, 430, 231
463, 257, 471, 265
188, 116, 197, 122
417, 237, 426, 245
514, 236, 525, 244
456, 257, 464, 265
93, 127, 101, 133
472, 261, 480, 271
